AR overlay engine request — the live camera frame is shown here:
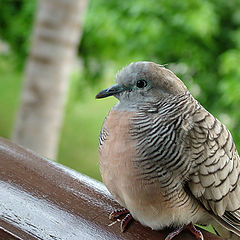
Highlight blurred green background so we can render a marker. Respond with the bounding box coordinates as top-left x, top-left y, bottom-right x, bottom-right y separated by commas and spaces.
1, 0, 240, 182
